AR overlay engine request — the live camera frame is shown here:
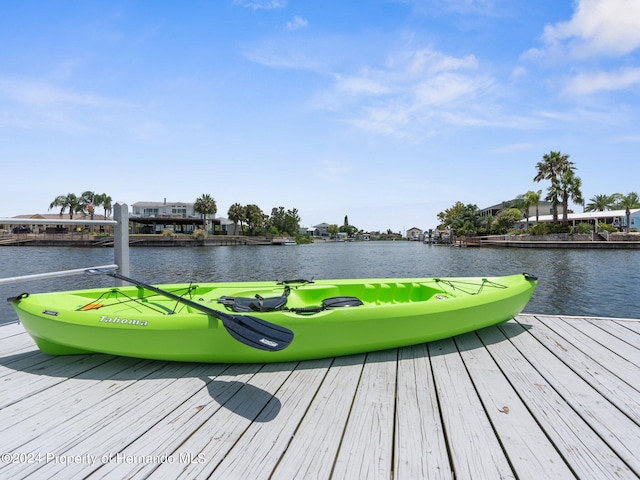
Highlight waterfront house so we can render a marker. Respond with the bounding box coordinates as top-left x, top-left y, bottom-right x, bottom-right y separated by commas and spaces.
480, 200, 564, 219
406, 227, 423, 241
130, 200, 234, 235
522, 209, 640, 231
312, 223, 331, 238
6, 213, 111, 234
131, 200, 196, 219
